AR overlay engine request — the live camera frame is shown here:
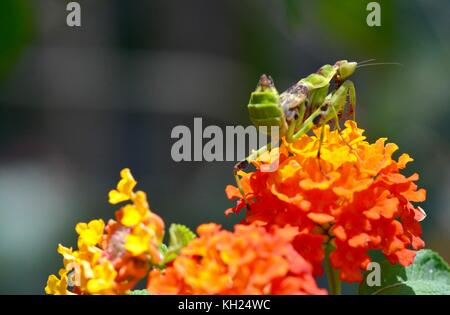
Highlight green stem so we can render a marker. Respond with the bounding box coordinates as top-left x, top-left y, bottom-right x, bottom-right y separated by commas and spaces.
324, 244, 341, 295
